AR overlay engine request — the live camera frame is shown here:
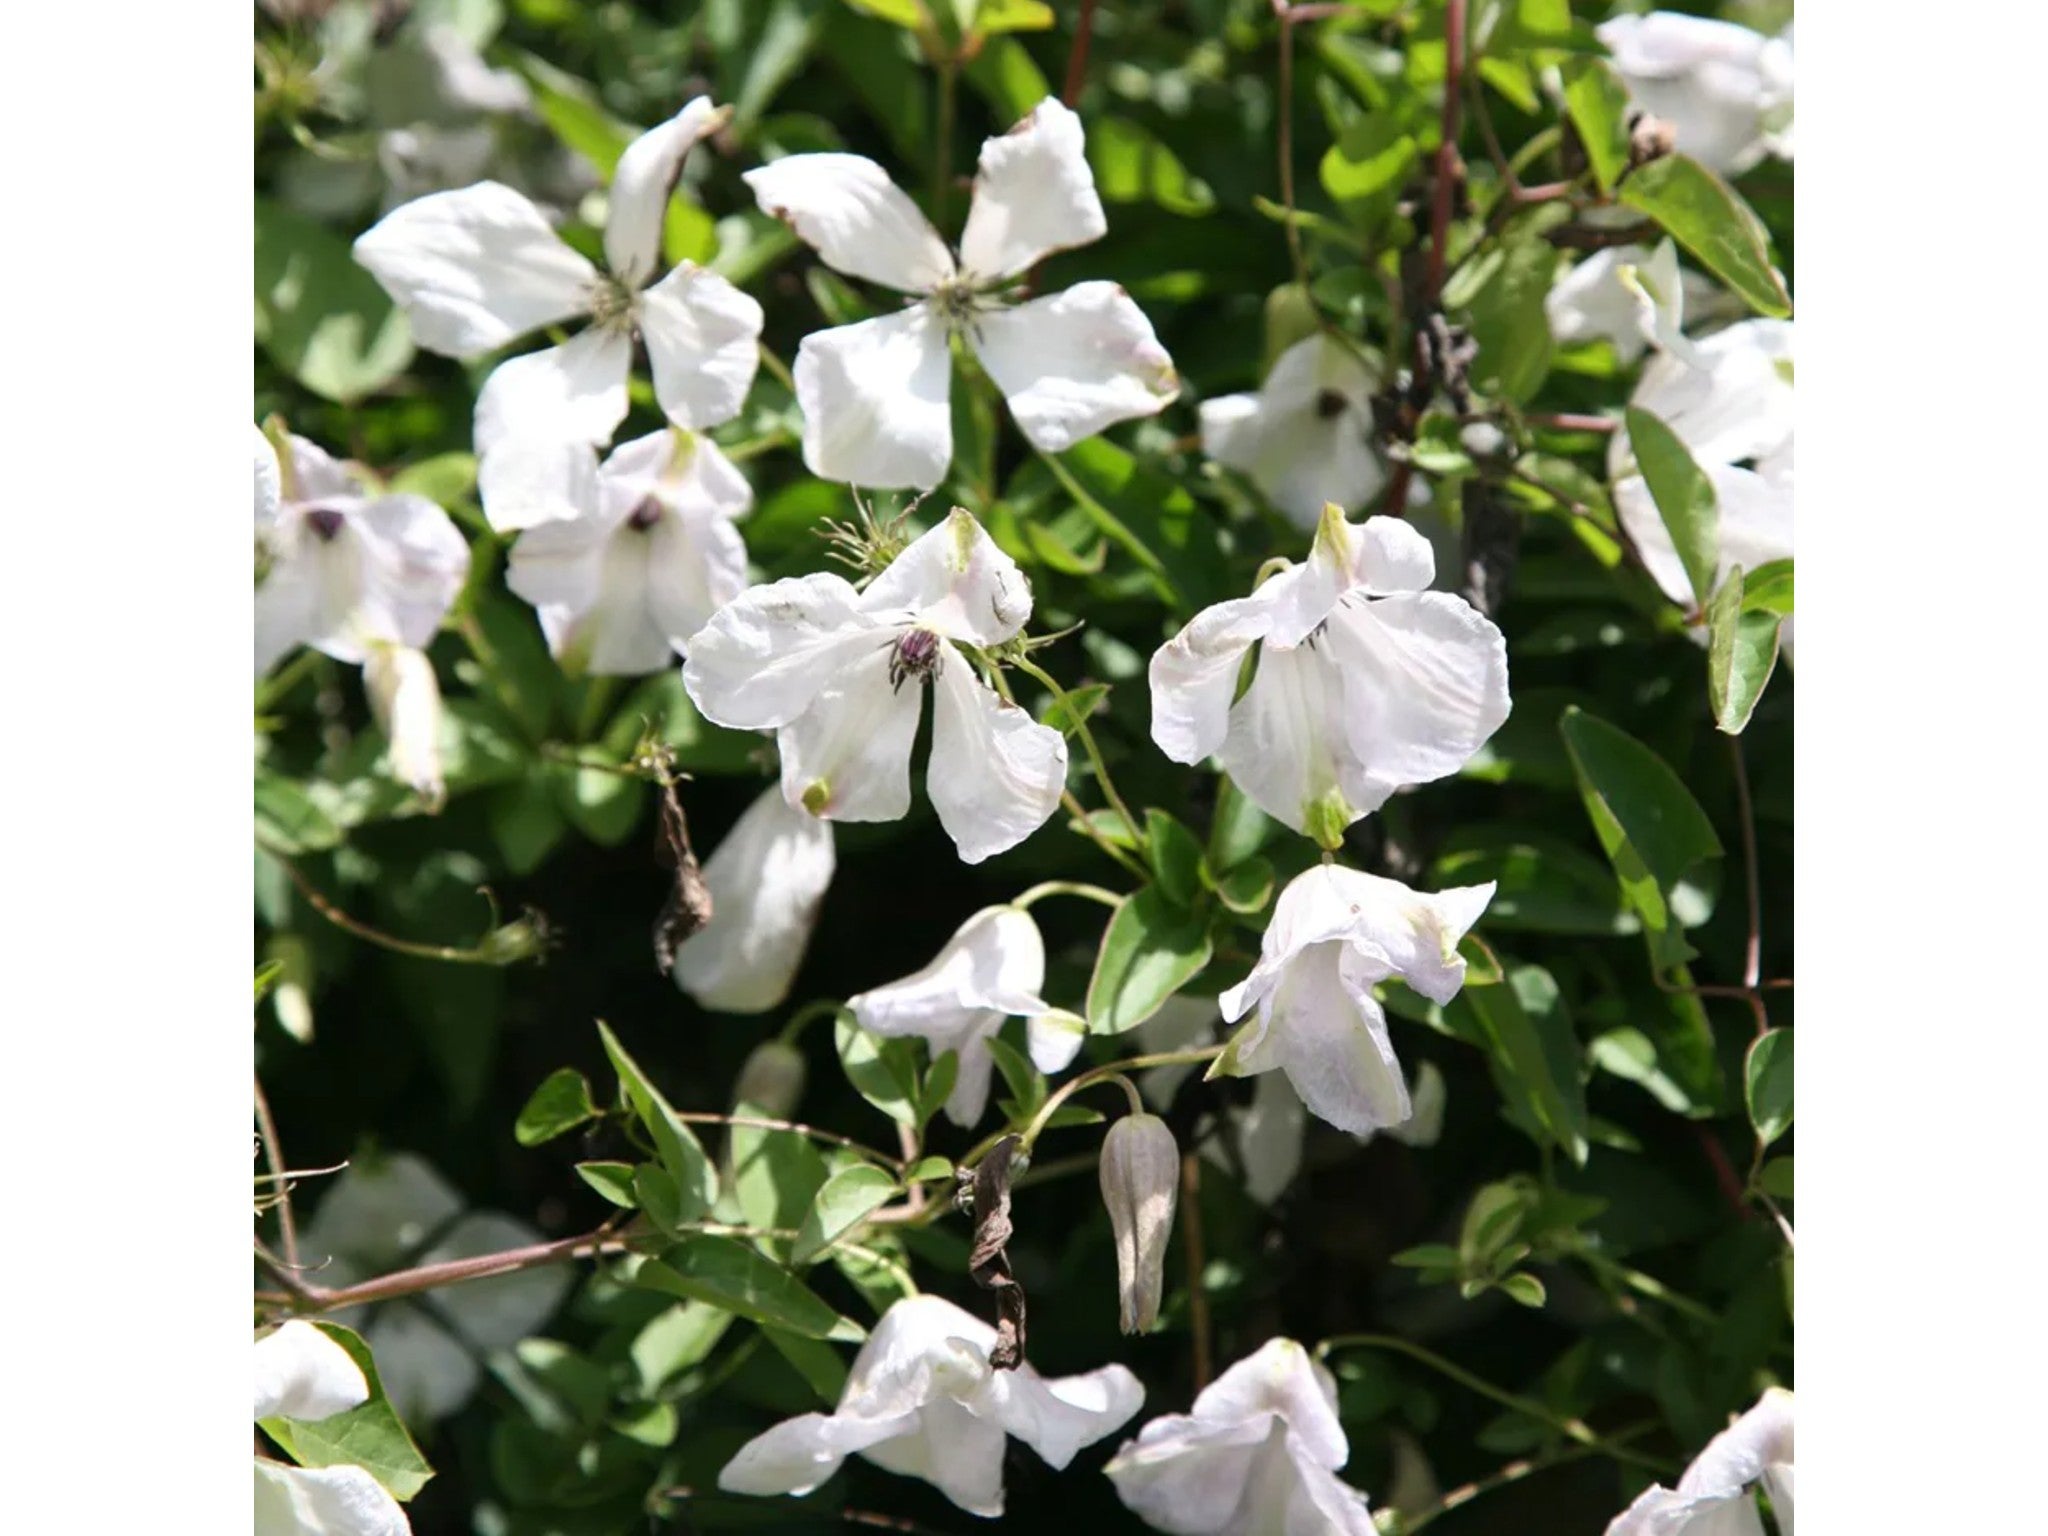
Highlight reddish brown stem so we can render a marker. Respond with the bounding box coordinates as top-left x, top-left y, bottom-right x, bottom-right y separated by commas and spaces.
1062, 0, 1099, 106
